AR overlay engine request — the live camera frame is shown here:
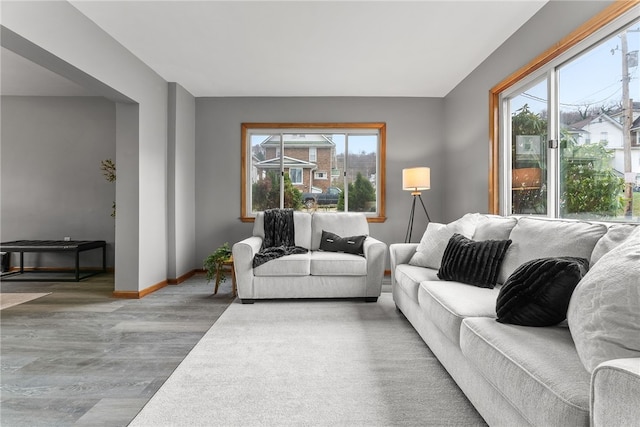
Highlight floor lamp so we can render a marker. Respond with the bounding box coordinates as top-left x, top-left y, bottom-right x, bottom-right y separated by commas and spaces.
403, 167, 431, 243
